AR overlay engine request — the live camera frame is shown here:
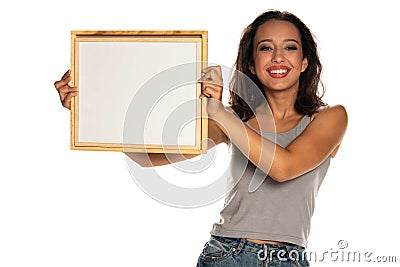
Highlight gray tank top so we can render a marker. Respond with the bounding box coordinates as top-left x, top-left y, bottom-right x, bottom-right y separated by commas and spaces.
211, 115, 331, 248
